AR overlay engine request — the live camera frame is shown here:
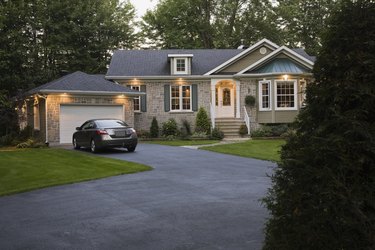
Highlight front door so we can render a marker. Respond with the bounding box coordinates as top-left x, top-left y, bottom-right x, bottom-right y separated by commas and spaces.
216, 86, 234, 117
